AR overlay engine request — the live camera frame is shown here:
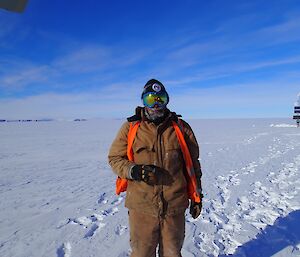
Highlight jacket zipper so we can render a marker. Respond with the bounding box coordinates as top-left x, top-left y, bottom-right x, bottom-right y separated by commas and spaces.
157, 126, 165, 216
